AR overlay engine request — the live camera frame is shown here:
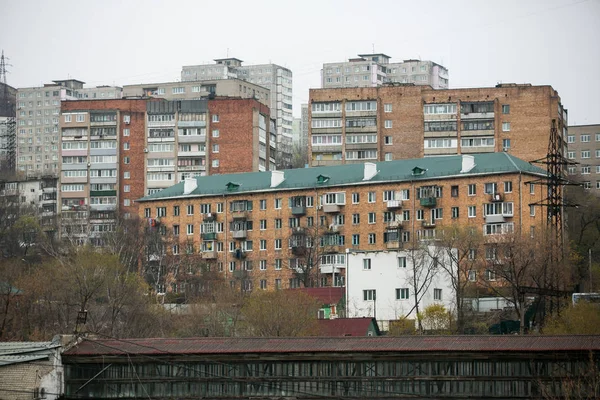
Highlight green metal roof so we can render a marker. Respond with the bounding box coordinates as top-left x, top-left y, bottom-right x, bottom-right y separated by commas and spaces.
138, 153, 547, 203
